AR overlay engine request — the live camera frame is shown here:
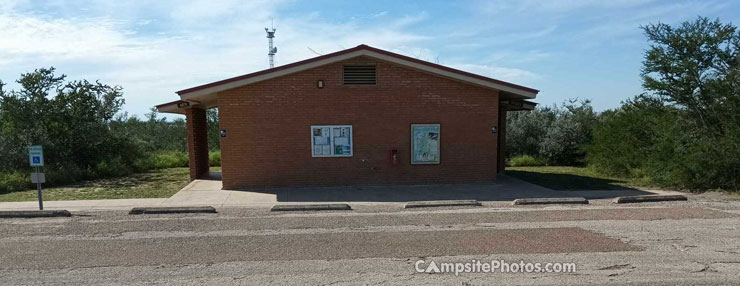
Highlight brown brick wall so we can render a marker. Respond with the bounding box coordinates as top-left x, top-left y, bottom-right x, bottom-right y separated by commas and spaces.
218, 56, 500, 188
185, 107, 210, 180
497, 105, 508, 174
